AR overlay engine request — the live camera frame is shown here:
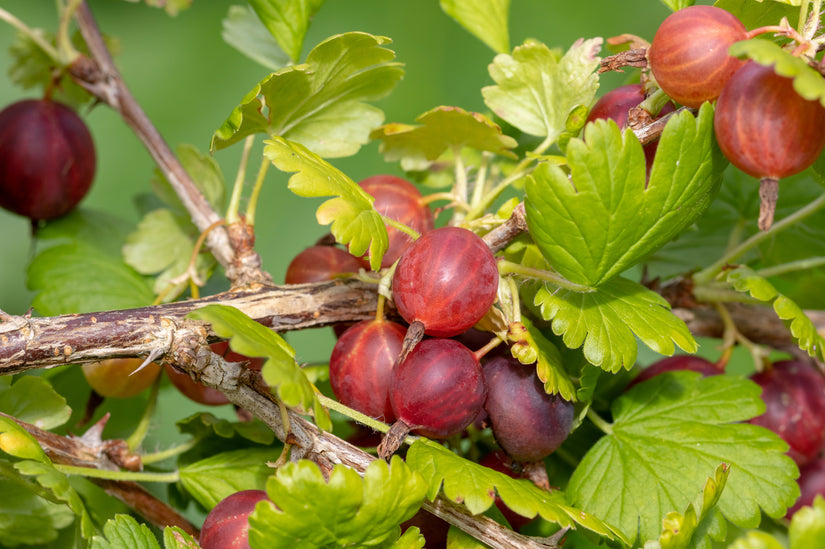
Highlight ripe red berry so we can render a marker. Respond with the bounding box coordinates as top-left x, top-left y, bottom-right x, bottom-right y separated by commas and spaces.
586, 83, 676, 172
0, 98, 96, 220
483, 356, 574, 462
329, 318, 407, 422
749, 360, 825, 465
200, 489, 269, 549
713, 61, 825, 229
390, 338, 487, 439
392, 226, 498, 338
284, 245, 363, 284
358, 175, 435, 268
648, 6, 747, 108
625, 355, 723, 391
